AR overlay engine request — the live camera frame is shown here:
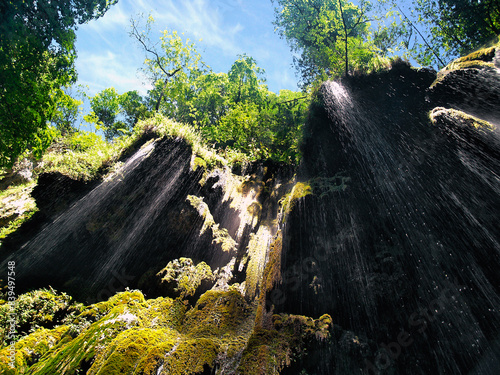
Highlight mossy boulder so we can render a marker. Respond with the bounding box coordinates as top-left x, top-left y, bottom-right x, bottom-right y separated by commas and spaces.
0, 288, 83, 347
0, 326, 69, 375
430, 43, 500, 119
430, 107, 499, 155
238, 313, 332, 374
